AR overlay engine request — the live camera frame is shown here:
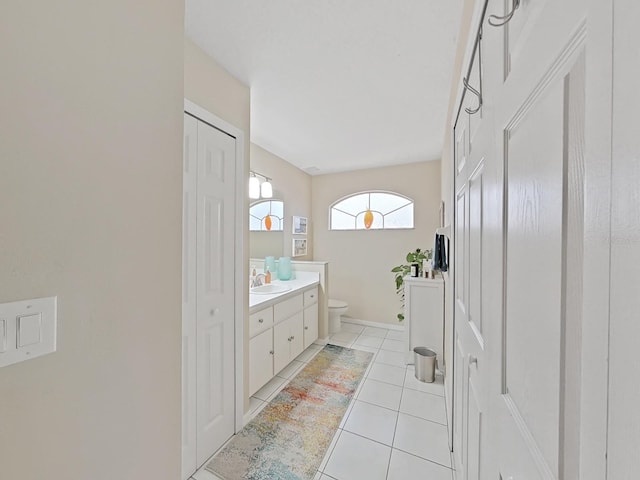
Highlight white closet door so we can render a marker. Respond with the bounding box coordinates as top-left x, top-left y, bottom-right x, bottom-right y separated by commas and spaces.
181, 113, 198, 479
195, 120, 237, 465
